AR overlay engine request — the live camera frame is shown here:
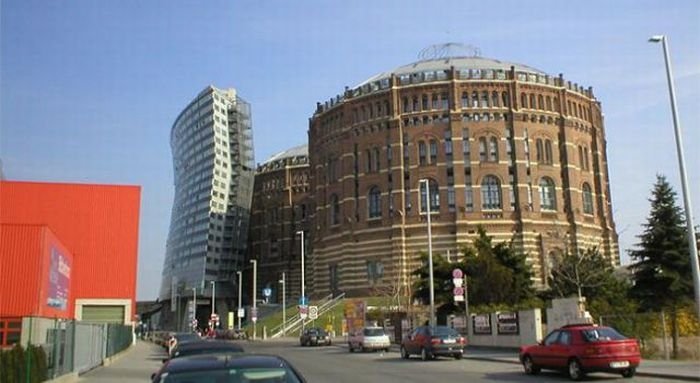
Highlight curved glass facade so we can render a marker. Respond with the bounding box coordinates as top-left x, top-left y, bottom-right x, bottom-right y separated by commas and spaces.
160, 86, 254, 301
